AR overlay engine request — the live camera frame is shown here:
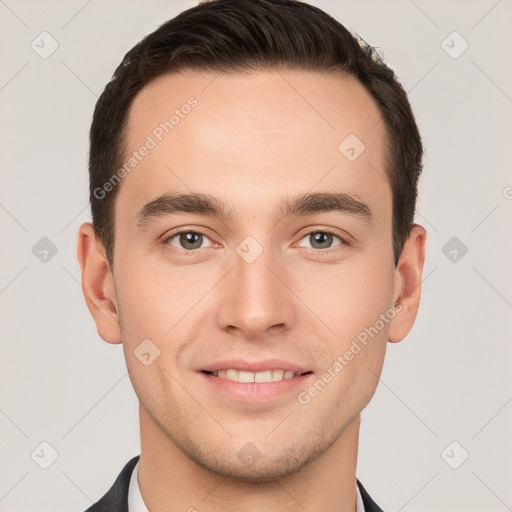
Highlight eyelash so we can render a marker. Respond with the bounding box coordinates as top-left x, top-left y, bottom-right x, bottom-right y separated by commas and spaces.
161, 227, 349, 254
